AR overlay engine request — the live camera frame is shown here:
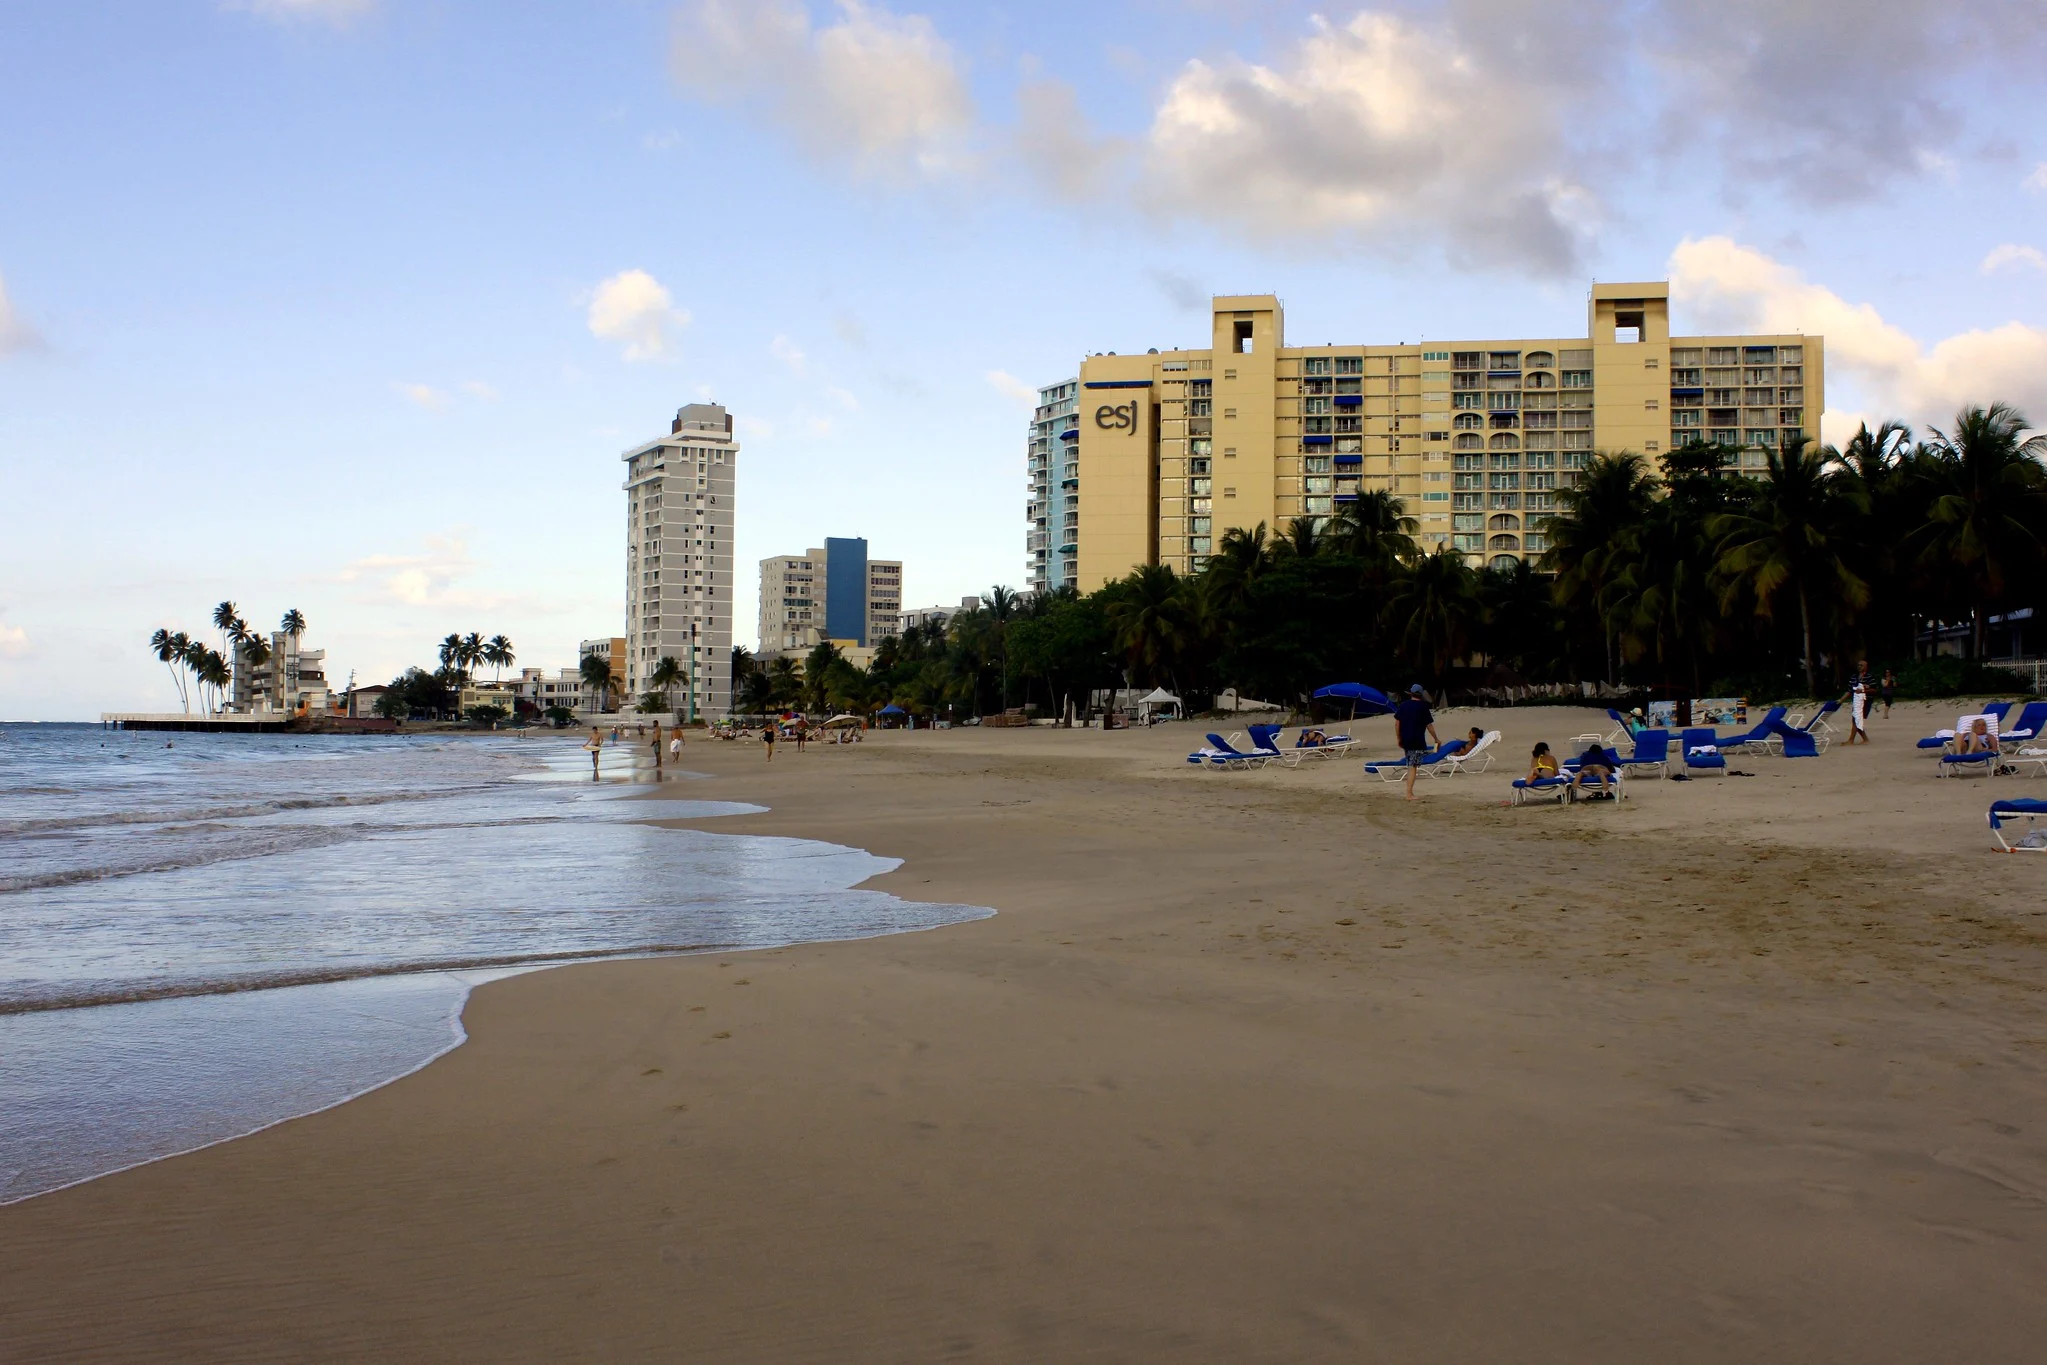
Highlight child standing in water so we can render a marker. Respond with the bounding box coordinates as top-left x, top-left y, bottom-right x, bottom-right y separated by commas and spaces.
584, 726, 603, 779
